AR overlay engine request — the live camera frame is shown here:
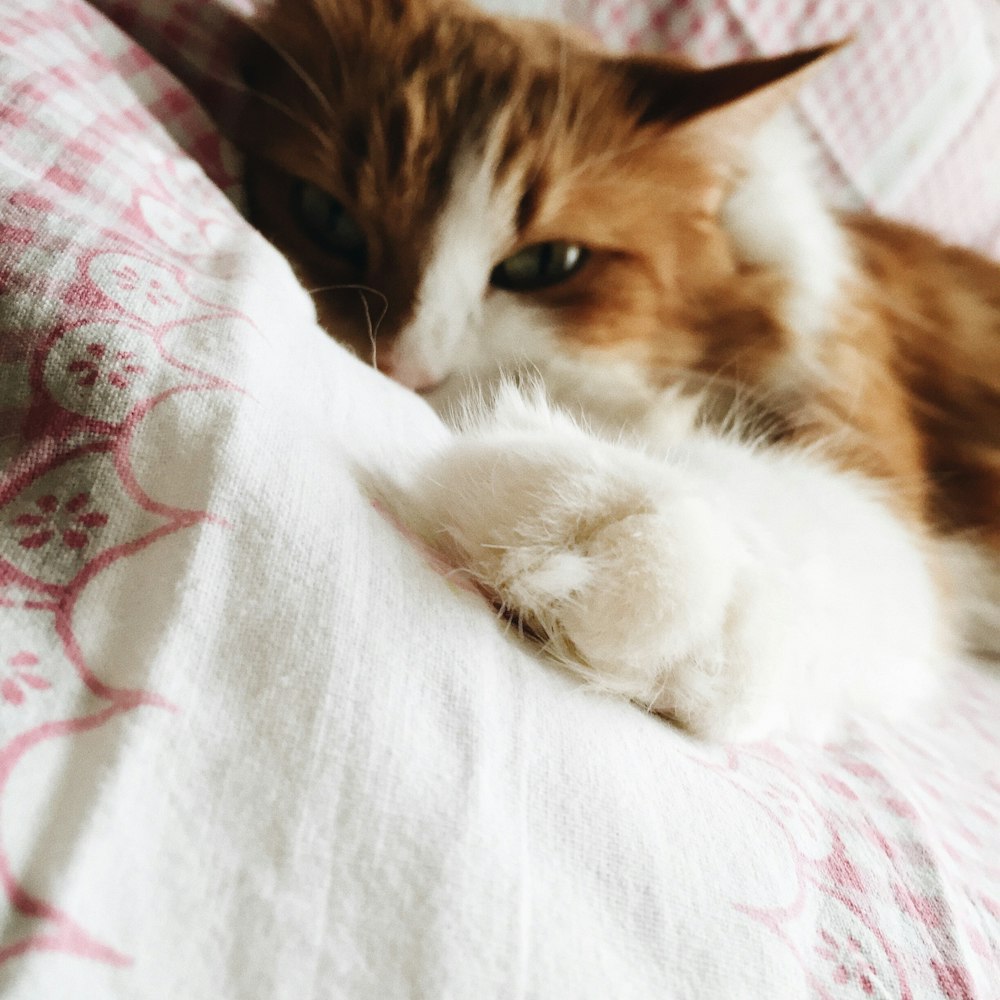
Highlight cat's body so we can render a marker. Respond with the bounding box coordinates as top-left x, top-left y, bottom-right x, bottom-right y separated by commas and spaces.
237, 0, 1000, 738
